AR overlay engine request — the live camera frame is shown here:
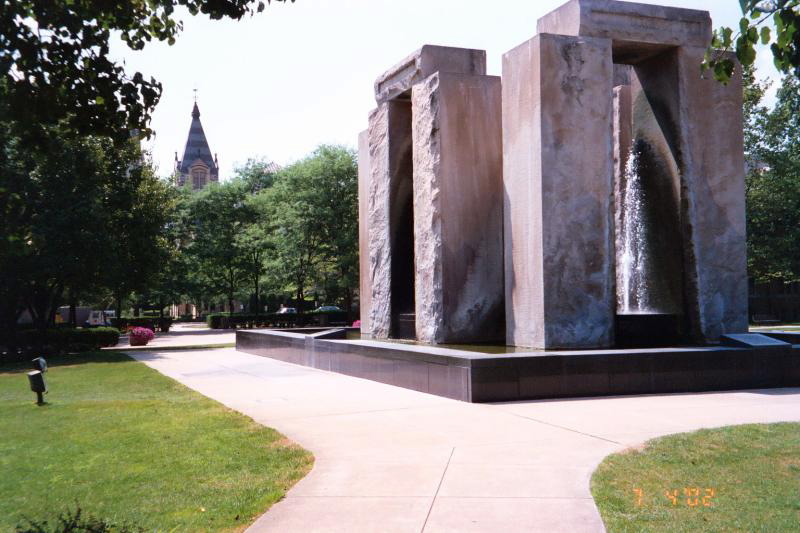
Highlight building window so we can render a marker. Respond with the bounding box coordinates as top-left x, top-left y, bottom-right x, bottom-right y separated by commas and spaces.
192, 169, 206, 189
